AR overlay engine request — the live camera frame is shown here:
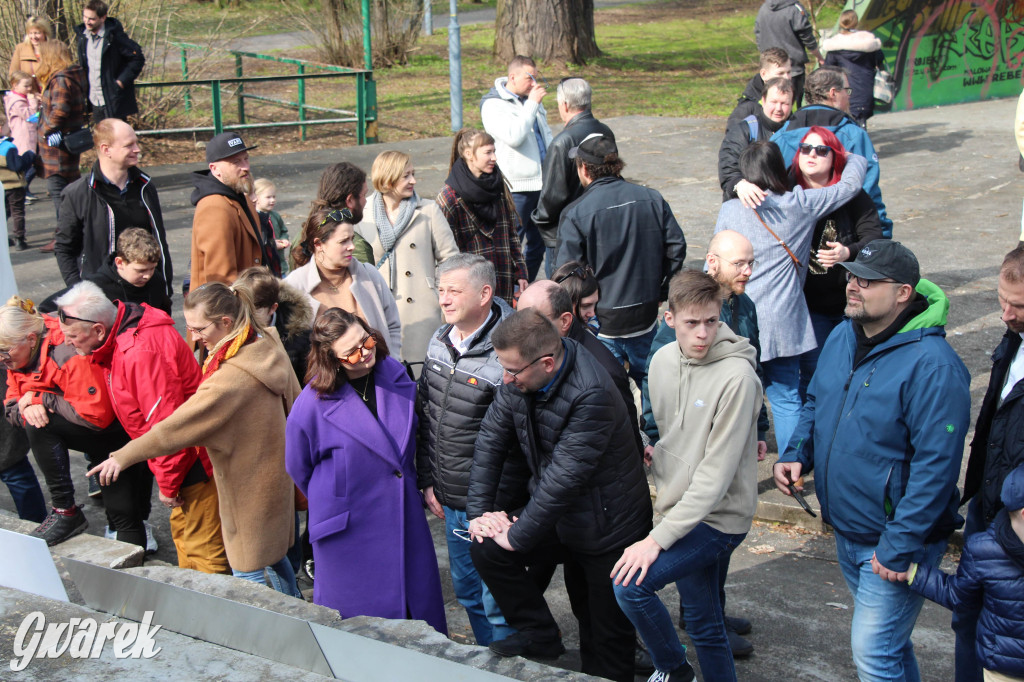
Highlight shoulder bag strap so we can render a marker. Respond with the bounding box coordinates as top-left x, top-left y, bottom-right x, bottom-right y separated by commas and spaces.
752, 208, 802, 270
